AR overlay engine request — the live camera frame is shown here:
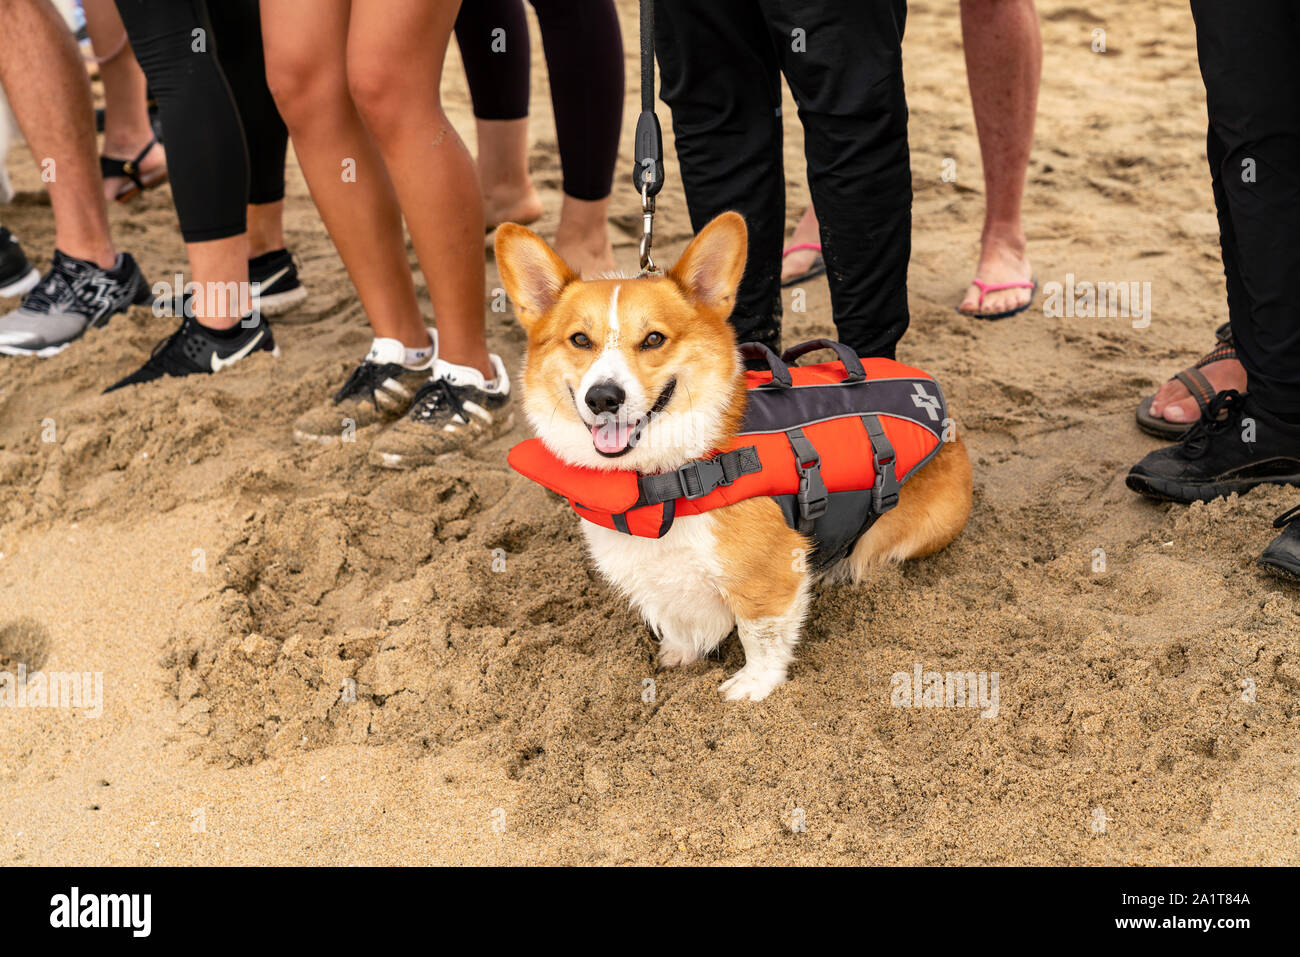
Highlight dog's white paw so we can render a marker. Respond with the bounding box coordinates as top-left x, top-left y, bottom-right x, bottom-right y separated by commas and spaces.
657, 642, 700, 670
718, 664, 786, 702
